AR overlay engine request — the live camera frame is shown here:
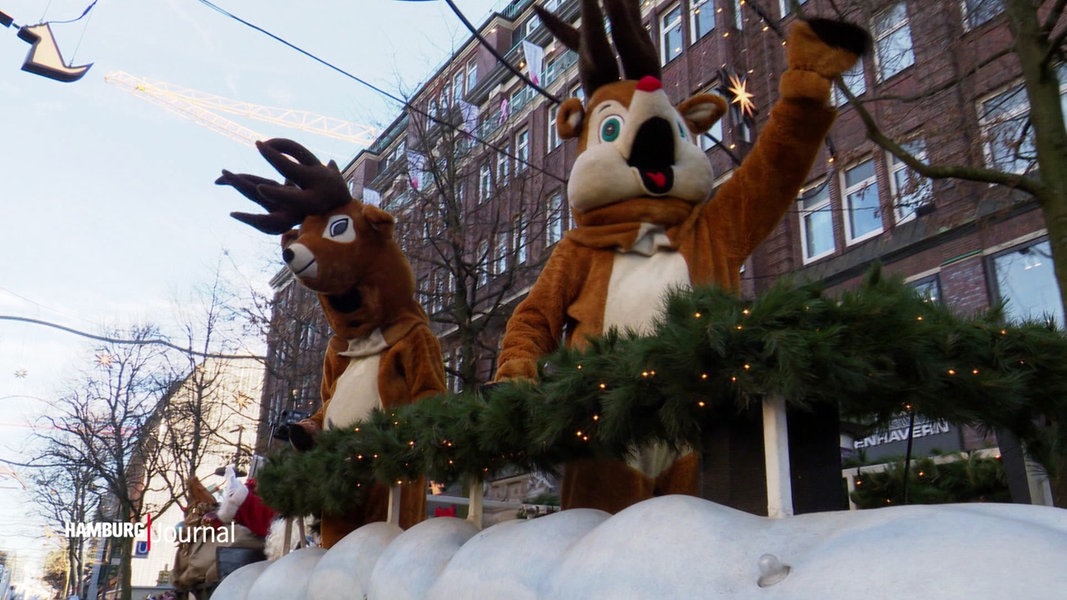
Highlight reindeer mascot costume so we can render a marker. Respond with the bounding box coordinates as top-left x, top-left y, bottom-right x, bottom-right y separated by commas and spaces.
496, 0, 868, 514
218, 139, 447, 547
